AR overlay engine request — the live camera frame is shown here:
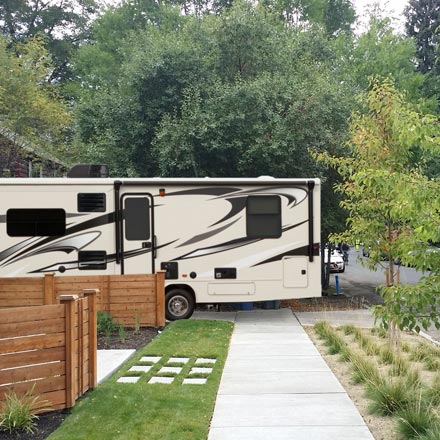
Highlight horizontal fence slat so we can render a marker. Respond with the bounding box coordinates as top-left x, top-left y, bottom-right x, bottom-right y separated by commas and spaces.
109, 303, 156, 312
0, 278, 44, 286
0, 375, 66, 400
108, 274, 155, 282
54, 276, 106, 284
0, 304, 64, 325
0, 299, 44, 307
0, 347, 65, 370
0, 318, 65, 339
38, 389, 67, 411
0, 333, 65, 355
0, 361, 65, 385
0, 291, 45, 299
109, 281, 155, 289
